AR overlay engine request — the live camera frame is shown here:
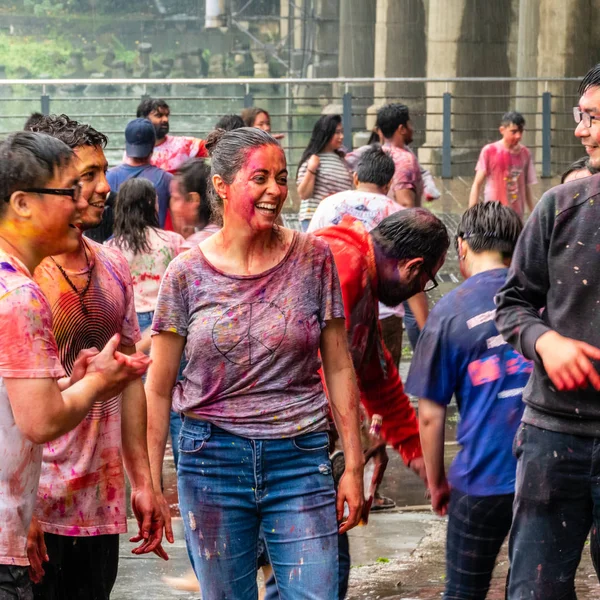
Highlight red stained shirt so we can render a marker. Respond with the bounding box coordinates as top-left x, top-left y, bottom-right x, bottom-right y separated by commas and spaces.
315, 216, 422, 465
